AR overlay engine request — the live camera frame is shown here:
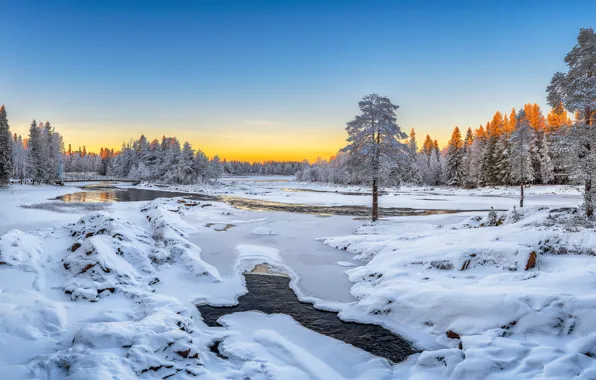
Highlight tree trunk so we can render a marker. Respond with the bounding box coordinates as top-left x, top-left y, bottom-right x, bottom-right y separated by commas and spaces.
585, 177, 593, 217
372, 177, 379, 221
520, 182, 524, 208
